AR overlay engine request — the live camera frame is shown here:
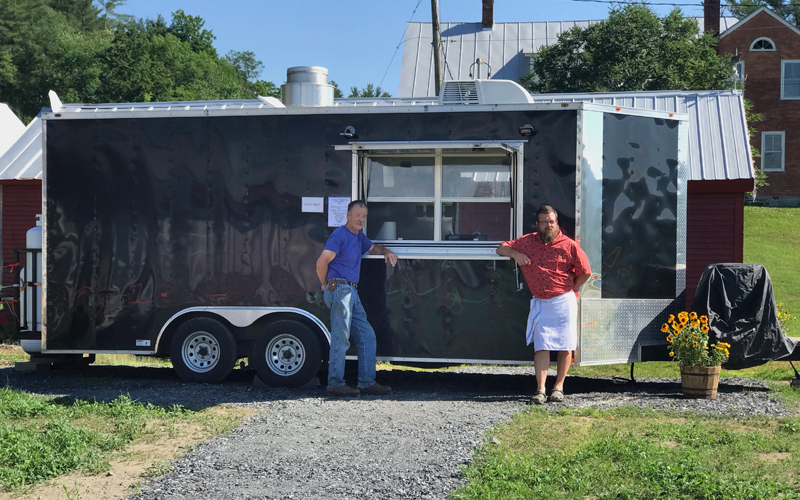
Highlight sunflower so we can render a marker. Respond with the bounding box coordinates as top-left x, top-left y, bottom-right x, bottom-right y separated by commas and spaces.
689, 312, 698, 321
678, 312, 689, 323
692, 342, 698, 347
669, 351, 674, 357
700, 315, 708, 324
701, 324, 709, 333
661, 323, 670, 333
690, 320, 700, 328
692, 334, 698, 339
668, 314, 675, 323
666, 336, 673, 342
